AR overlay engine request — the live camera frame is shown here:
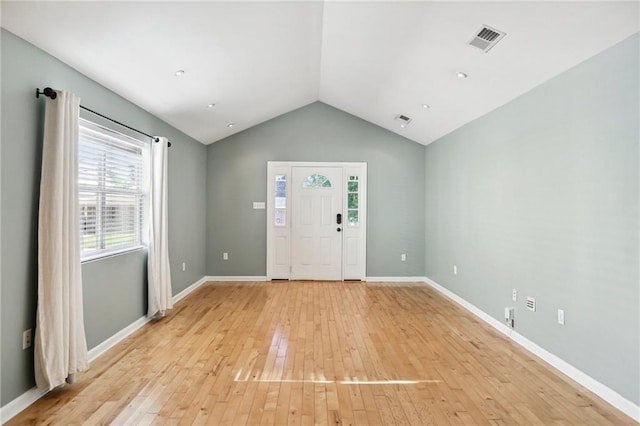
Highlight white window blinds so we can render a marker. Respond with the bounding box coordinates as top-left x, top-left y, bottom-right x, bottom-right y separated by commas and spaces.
78, 120, 148, 260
